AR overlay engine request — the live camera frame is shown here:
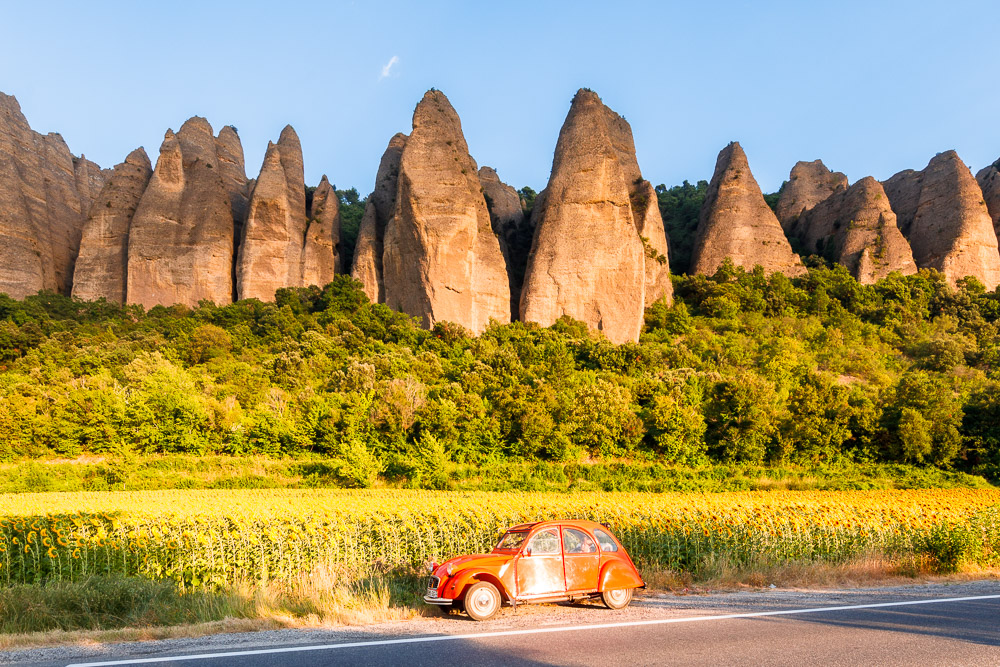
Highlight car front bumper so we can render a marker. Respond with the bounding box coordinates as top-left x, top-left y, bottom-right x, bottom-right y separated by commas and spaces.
423, 594, 454, 606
